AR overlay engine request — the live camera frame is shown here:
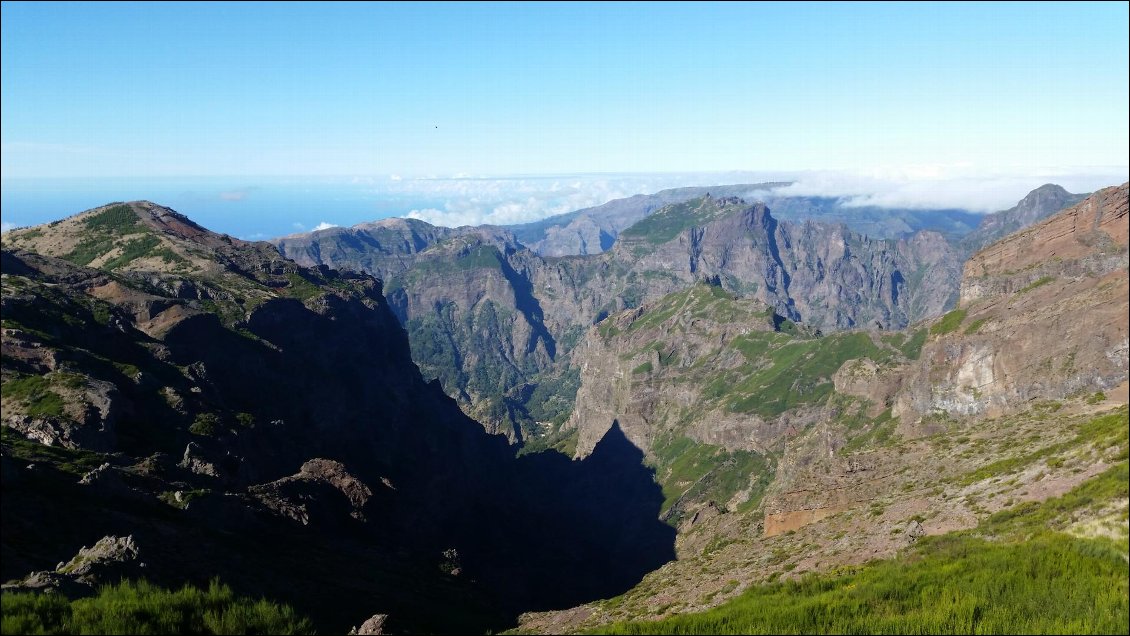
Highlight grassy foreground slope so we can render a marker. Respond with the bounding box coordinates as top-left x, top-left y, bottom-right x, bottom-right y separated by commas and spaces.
1, 579, 312, 635
594, 460, 1129, 635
